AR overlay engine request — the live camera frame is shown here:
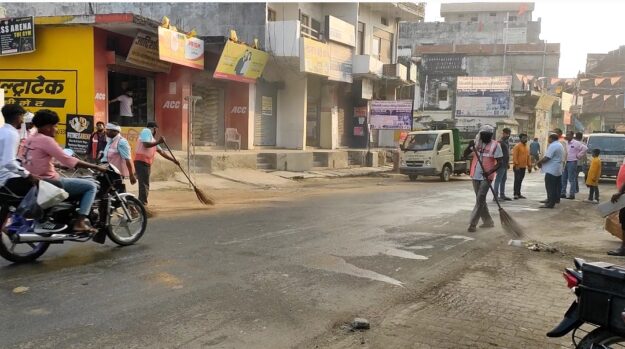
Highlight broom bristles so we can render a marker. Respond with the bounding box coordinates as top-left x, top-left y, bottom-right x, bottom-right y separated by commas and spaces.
193, 186, 215, 206
499, 208, 525, 239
